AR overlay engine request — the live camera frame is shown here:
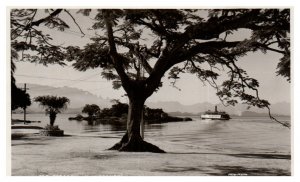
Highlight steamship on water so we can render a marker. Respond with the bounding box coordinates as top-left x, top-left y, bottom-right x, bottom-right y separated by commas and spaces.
201, 106, 231, 120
